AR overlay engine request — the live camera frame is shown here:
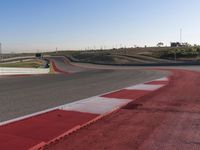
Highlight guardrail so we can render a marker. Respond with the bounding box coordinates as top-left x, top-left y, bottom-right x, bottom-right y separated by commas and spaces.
0, 67, 50, 75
